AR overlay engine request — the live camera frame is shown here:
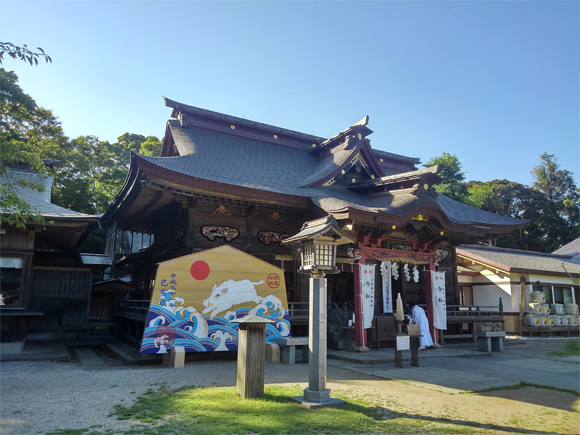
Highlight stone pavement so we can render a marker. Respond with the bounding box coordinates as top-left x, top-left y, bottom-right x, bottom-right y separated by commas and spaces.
327, 337, 580, 393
